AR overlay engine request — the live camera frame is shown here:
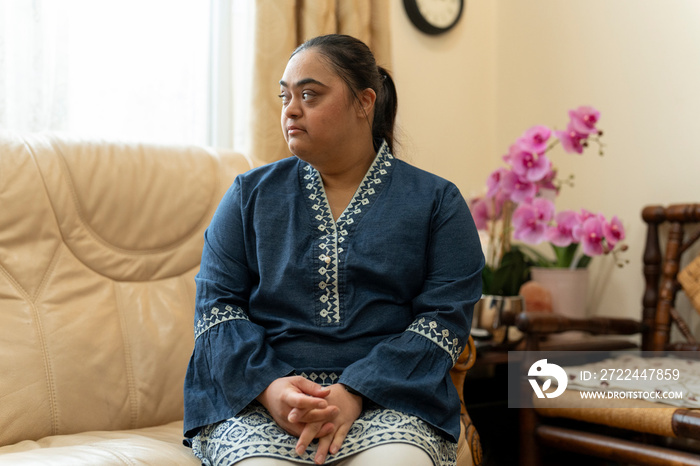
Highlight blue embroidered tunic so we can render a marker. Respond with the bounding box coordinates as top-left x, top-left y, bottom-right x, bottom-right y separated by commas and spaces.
183, 142, 484, 458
